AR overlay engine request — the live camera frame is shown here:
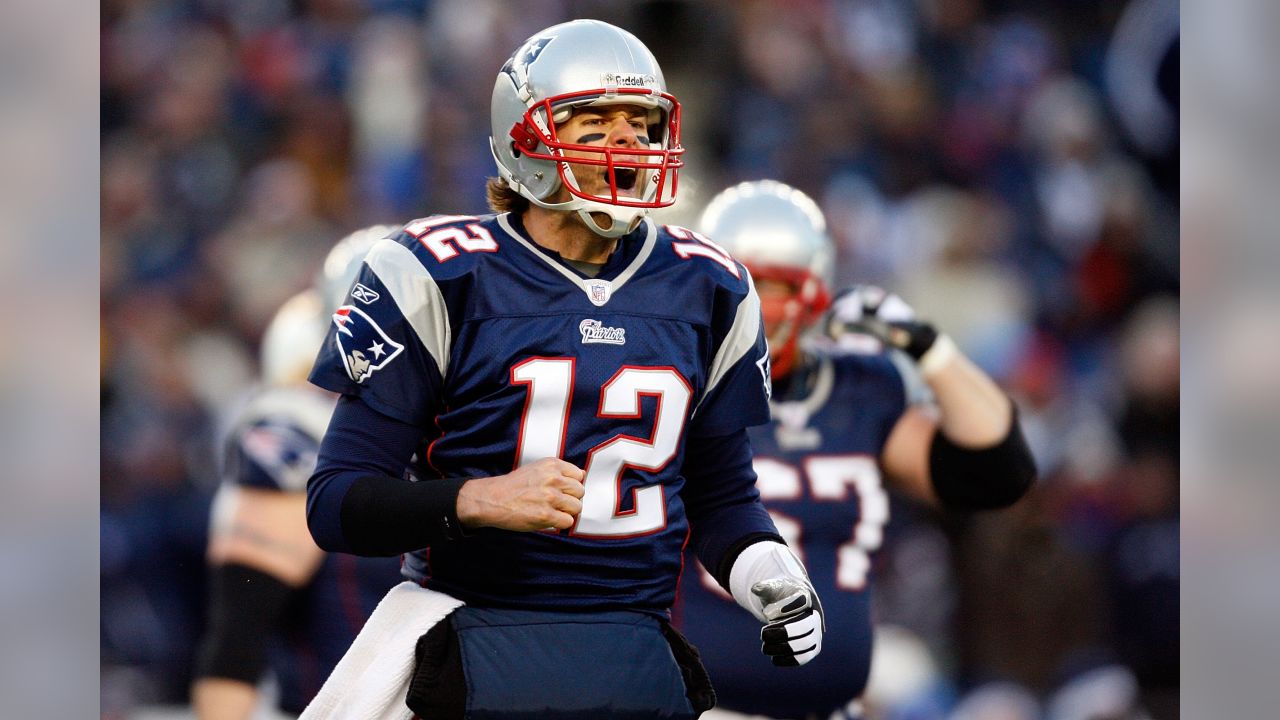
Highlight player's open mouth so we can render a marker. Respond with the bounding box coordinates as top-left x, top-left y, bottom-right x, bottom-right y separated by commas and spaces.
609, 167, 638, 192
